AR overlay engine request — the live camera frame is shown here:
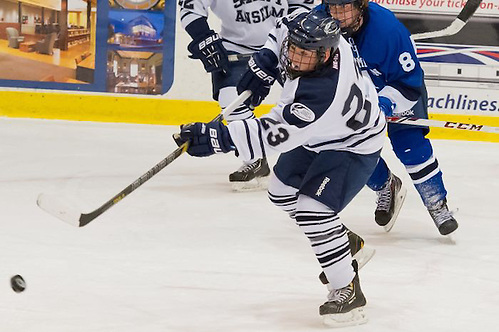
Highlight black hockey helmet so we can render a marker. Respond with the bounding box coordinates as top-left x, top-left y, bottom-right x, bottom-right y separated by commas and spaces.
280, 9, 341, 79
322, 0, 368, 36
